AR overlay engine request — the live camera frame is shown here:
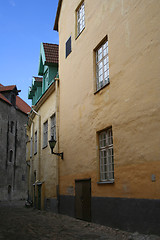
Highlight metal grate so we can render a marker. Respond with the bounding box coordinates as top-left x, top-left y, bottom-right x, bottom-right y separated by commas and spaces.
66, 36, 72, 58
